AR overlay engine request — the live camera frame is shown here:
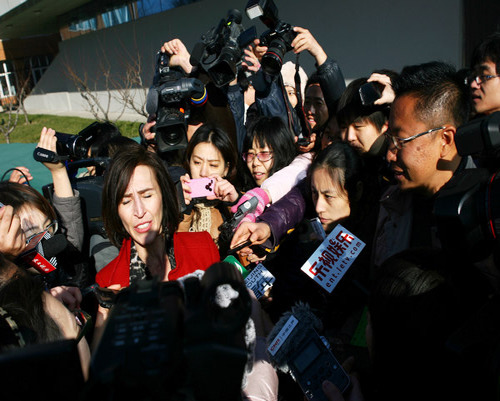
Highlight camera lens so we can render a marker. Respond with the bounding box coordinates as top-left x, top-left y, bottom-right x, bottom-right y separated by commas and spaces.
55, 132, 89, 159
261, 38, 287, 76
